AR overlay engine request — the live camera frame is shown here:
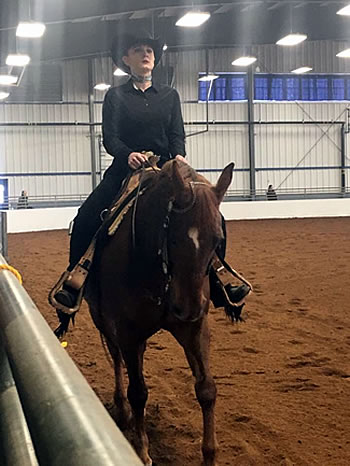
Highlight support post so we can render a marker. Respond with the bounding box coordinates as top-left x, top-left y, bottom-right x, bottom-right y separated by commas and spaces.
247, 66, 256, 200
0, 211, 7, 260
340, 123, 346, 196
88, 59, 98, 190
